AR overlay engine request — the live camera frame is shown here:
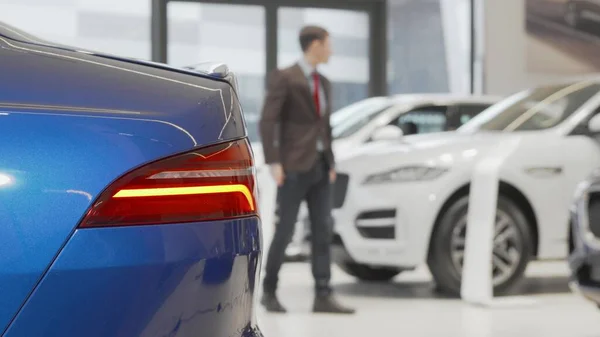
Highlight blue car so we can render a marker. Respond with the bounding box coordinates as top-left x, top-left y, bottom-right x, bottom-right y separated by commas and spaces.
570, 168, 600, 308
0, 23, 263, 337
